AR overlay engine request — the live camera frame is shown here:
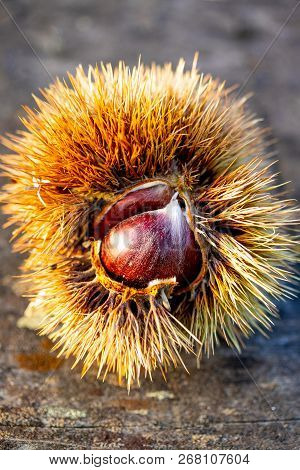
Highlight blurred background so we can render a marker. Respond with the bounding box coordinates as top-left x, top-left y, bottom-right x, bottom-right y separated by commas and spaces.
0, 0, 299, 450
